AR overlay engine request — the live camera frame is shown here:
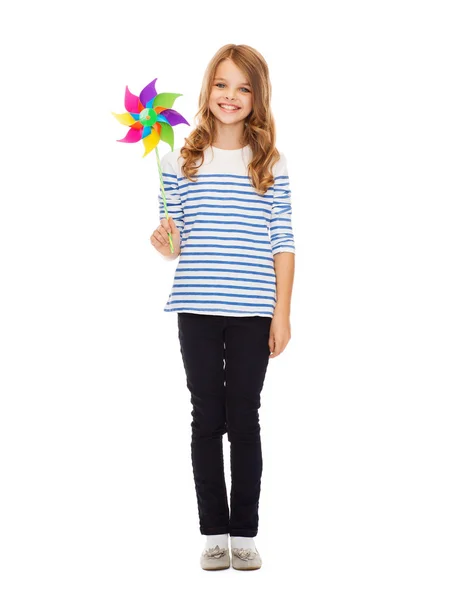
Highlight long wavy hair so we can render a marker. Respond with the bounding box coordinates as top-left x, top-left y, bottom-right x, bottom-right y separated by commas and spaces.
179, 44, 280, 195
